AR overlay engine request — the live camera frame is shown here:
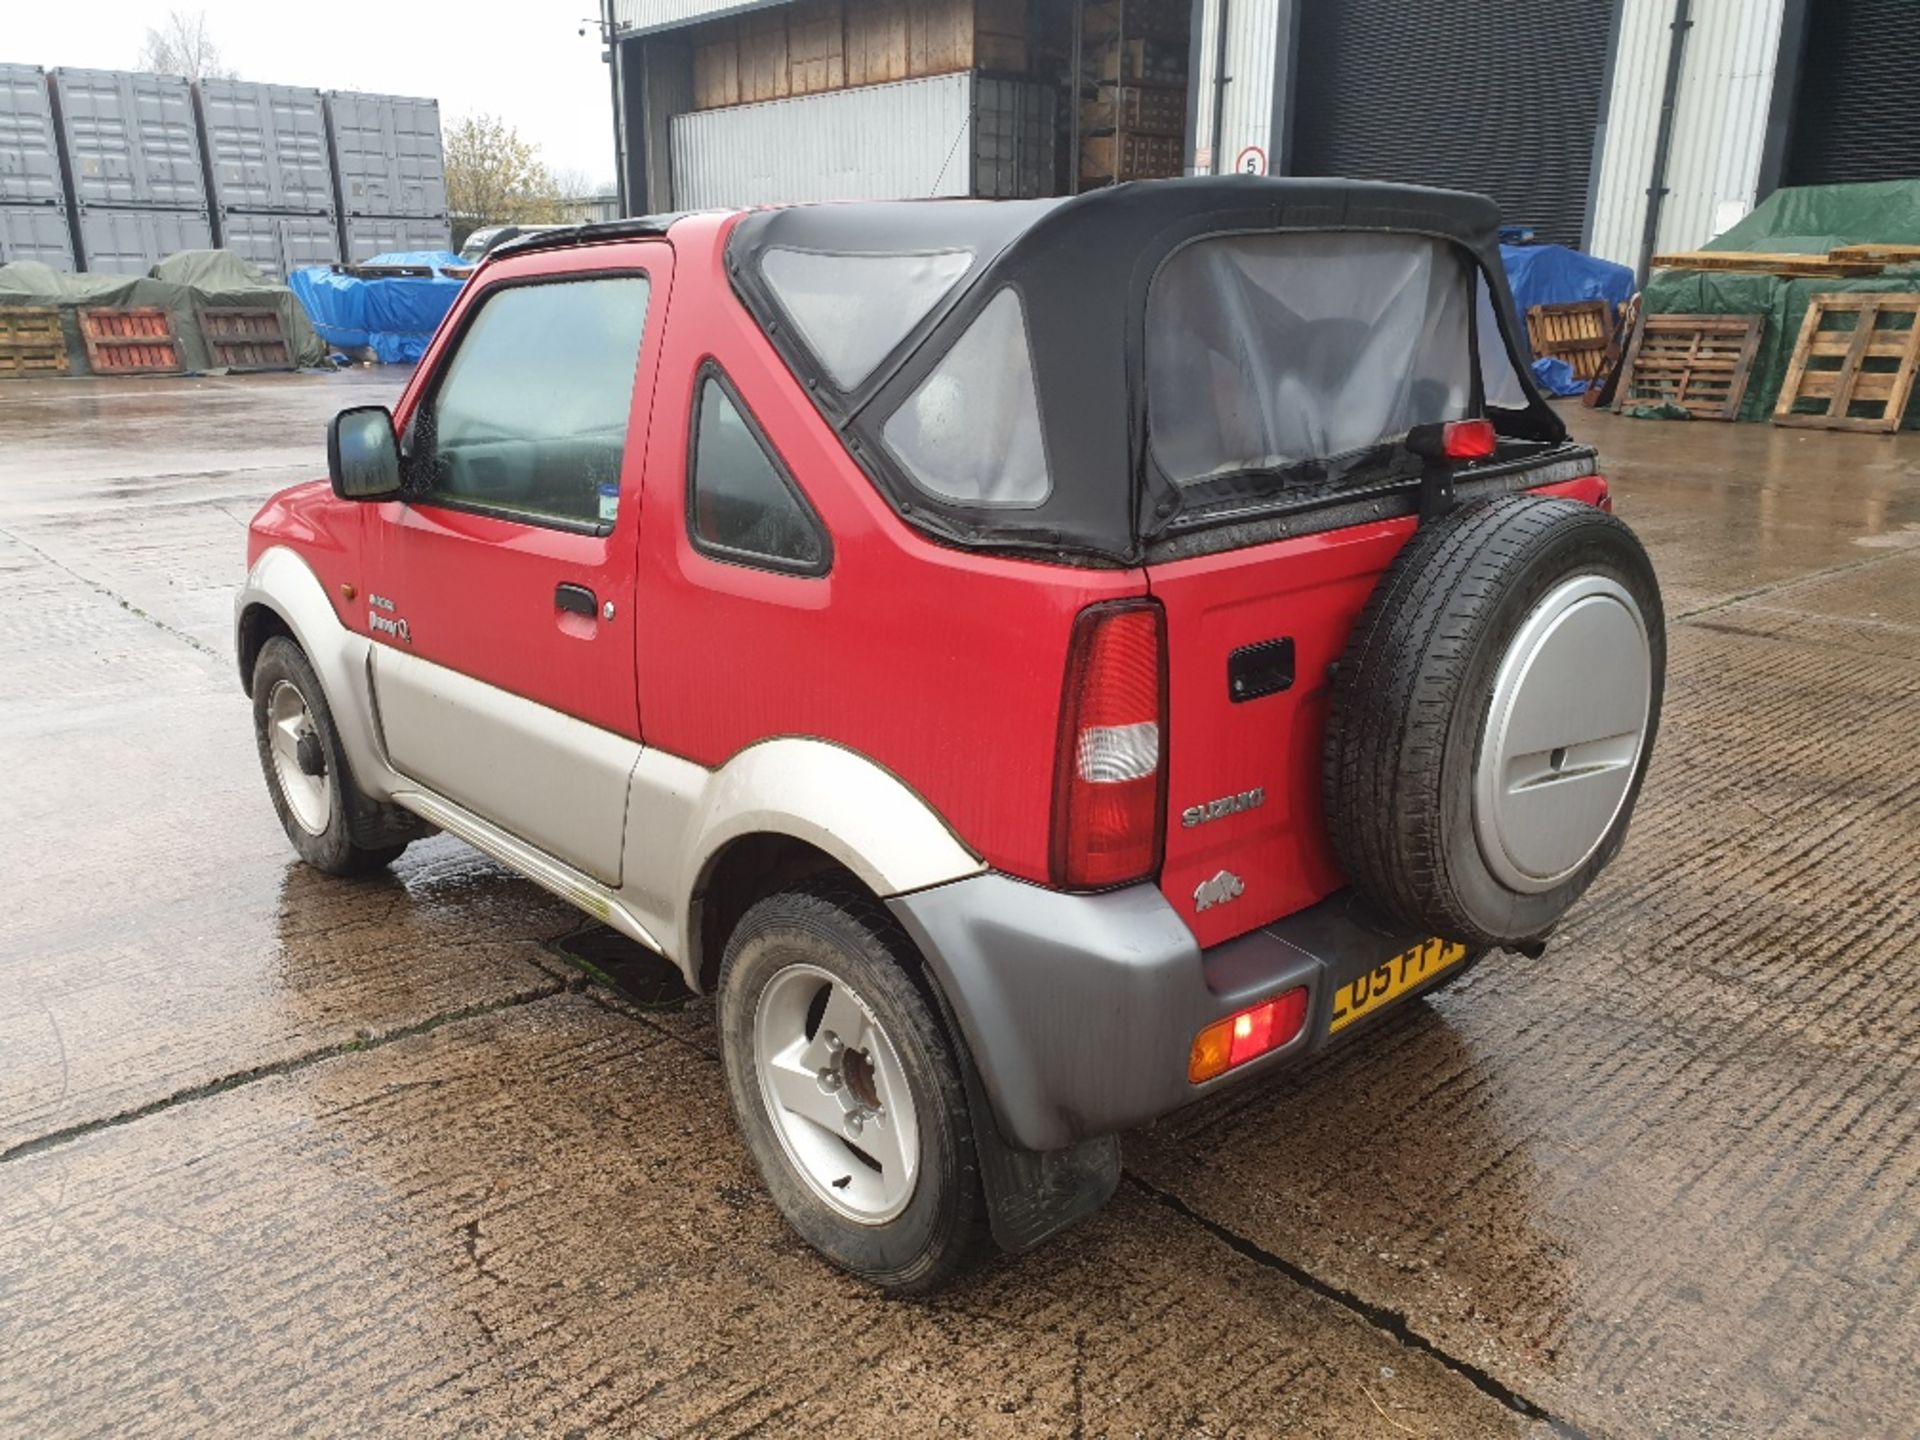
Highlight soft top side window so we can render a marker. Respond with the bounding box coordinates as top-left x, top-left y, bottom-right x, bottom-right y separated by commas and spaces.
759, 247, 974, 392
687, 365, 830, 575
409, 274, 651, 533
879, 287, 1052, 508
